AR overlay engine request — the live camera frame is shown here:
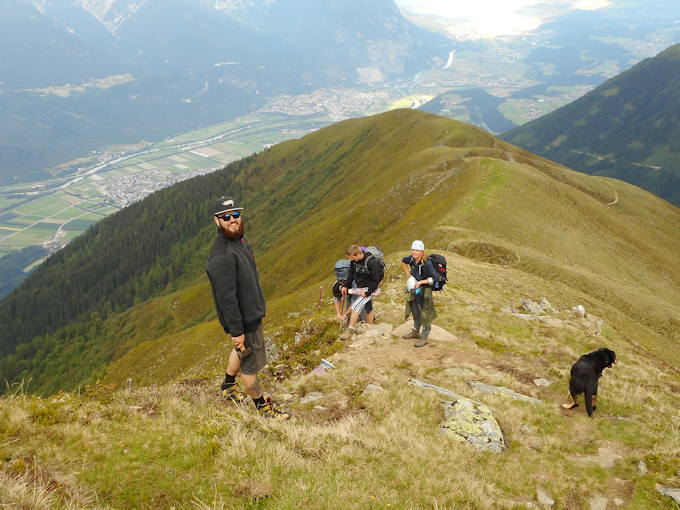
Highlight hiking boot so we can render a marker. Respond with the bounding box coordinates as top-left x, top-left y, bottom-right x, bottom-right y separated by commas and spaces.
414, 338, 429, 348
402, 329, 420, 340
257, 398, 291, 420
339, 327, 355, 341
221, 382, 248, 404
